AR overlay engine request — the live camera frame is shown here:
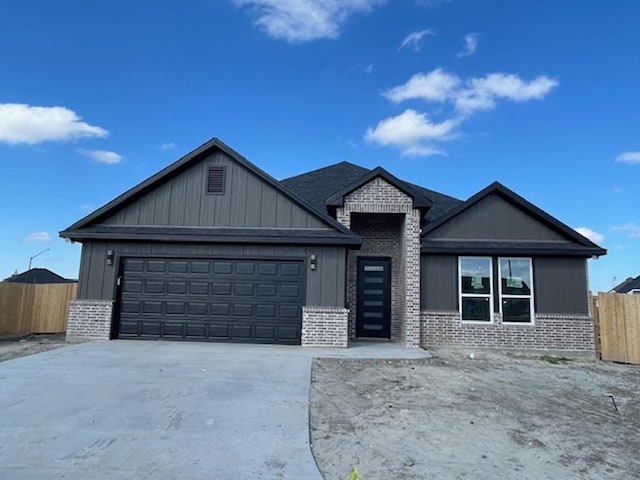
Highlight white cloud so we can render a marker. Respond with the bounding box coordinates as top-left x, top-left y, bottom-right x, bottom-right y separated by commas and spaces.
157, 142, 177, 151
615, 151, 640, 164
455, 73, 558, 113
365, 64, 374, 74
76, 148, 123, 164
25, 231, 52, 242
370, 68, 557, 156
365, 108, 459, 156
575, 227, 604, 244
384, 68, 461, 103
457, 33, 478, 58
383, 68, 558, 115
0, 103, 108, 145
399, 29, 435, 52
611, 222, 640, 238
232, 0, 385, 43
